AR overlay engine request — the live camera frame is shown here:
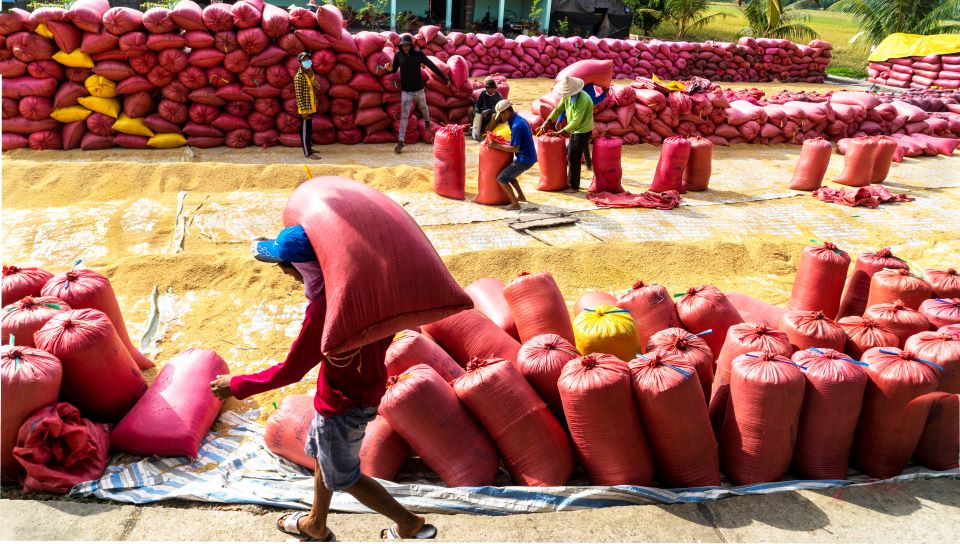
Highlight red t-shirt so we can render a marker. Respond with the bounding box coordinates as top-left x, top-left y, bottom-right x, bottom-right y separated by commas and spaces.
230, 299, 390, 417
